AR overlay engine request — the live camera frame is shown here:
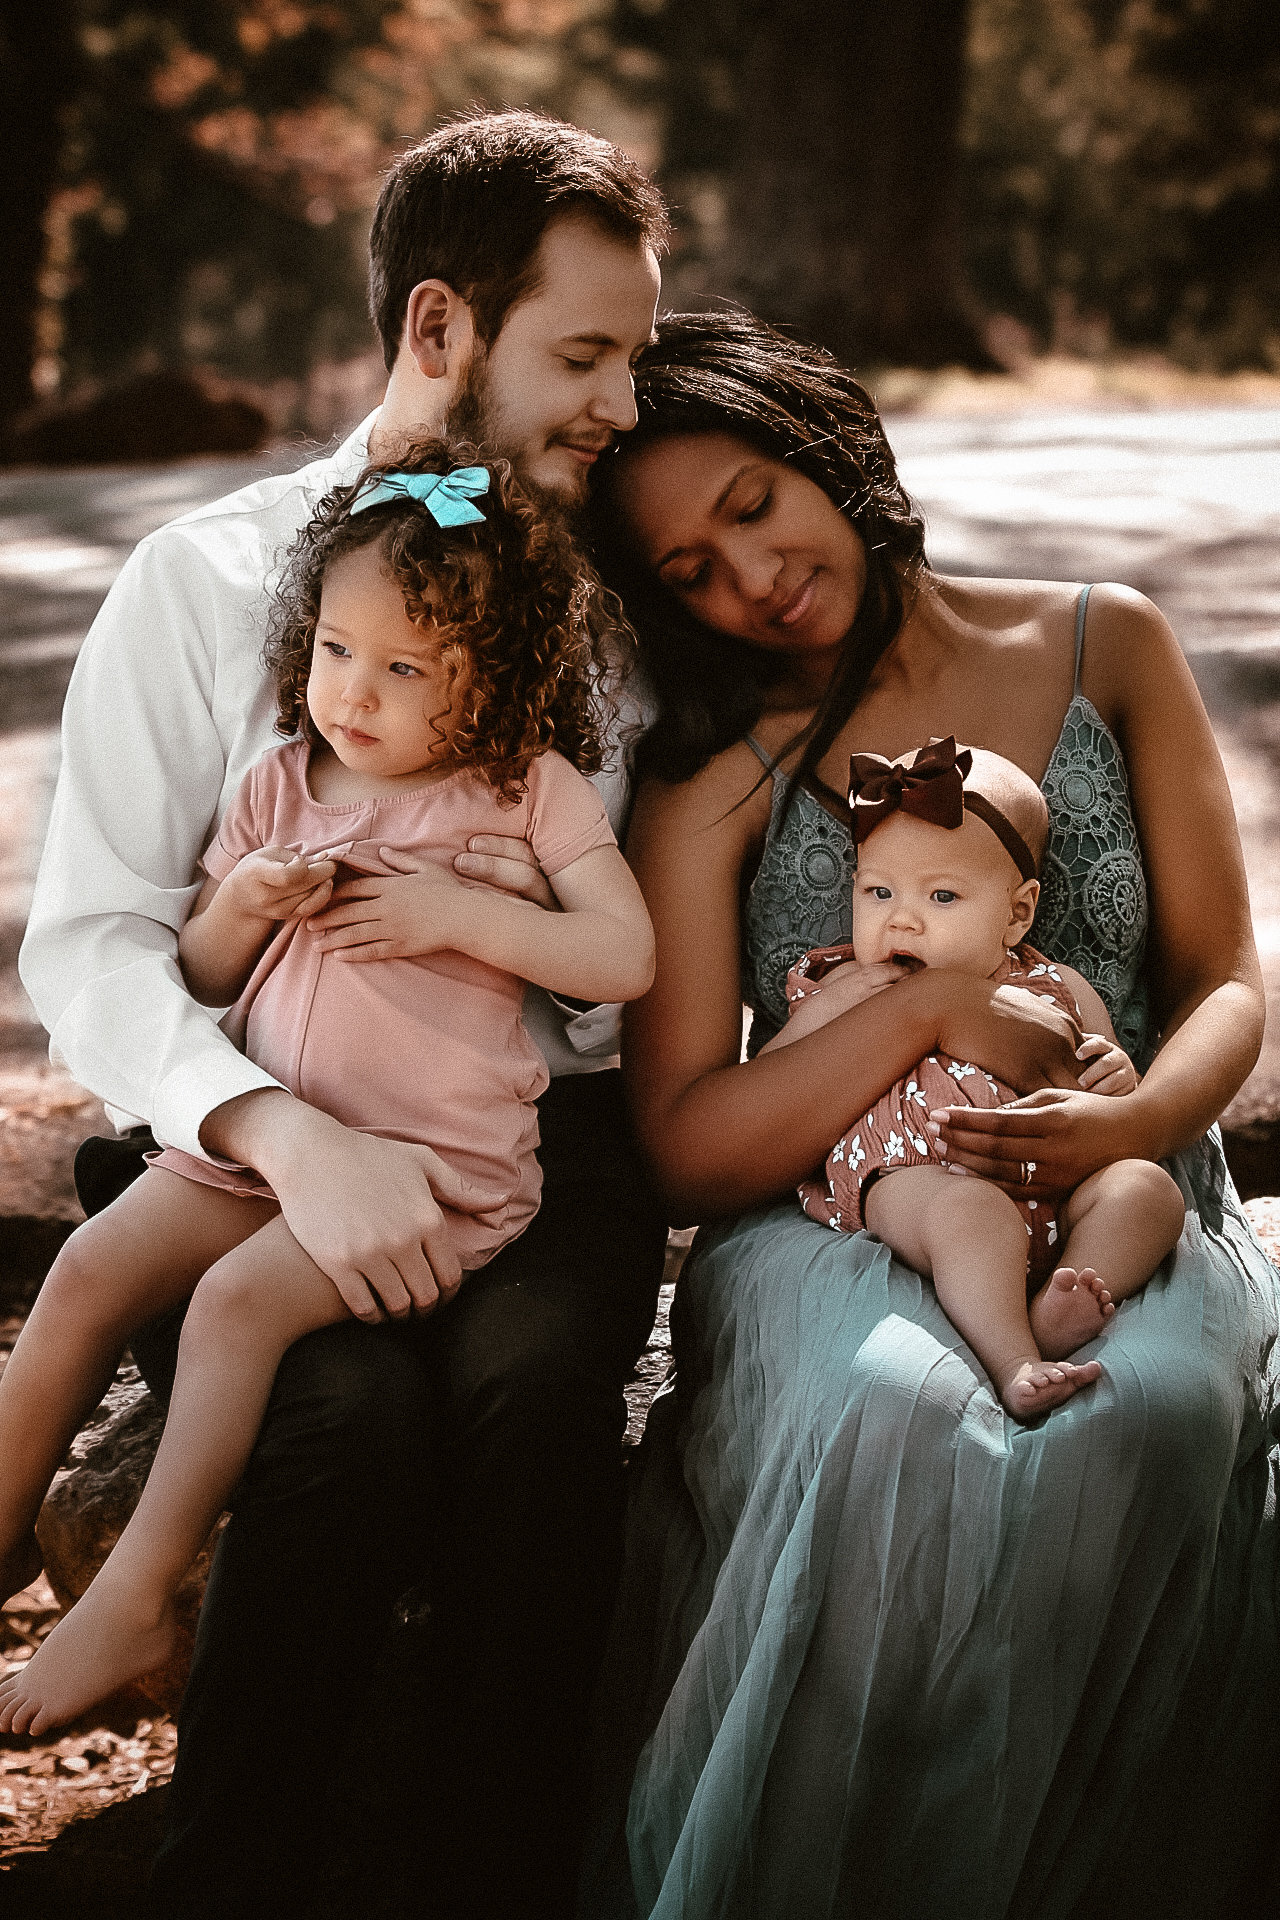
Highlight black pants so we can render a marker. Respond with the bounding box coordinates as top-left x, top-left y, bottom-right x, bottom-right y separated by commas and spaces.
75, 1071, 666, 1920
